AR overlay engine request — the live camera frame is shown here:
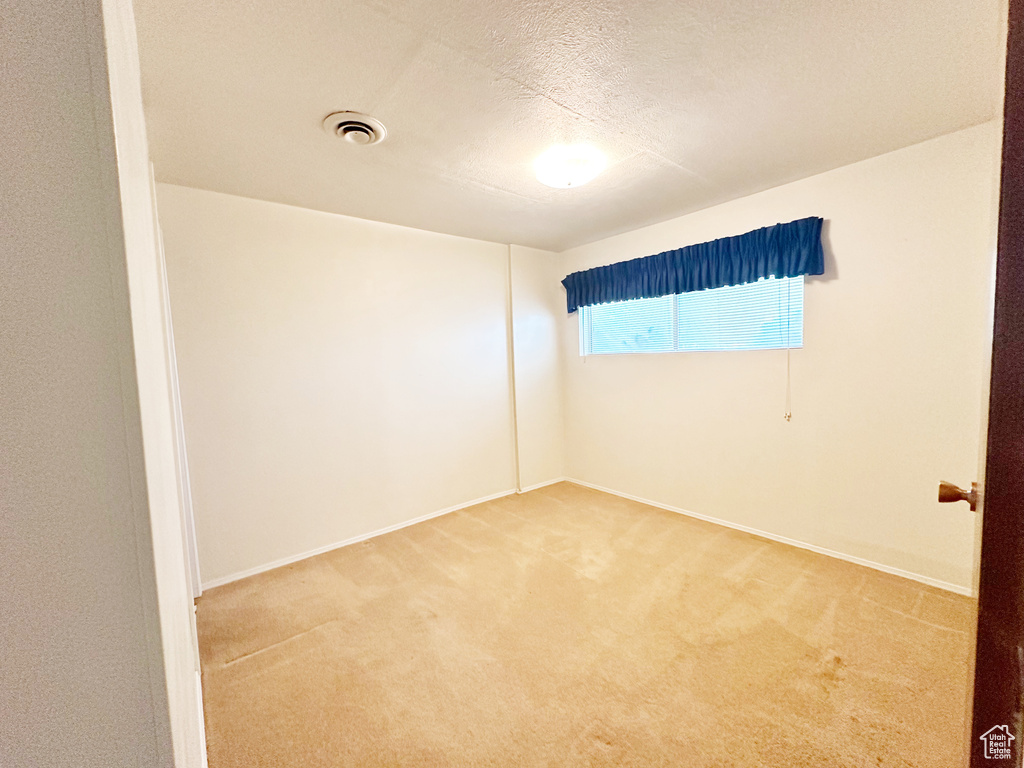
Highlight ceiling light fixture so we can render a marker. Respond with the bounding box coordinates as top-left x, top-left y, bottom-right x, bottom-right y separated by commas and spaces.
534, 144, 607, 188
